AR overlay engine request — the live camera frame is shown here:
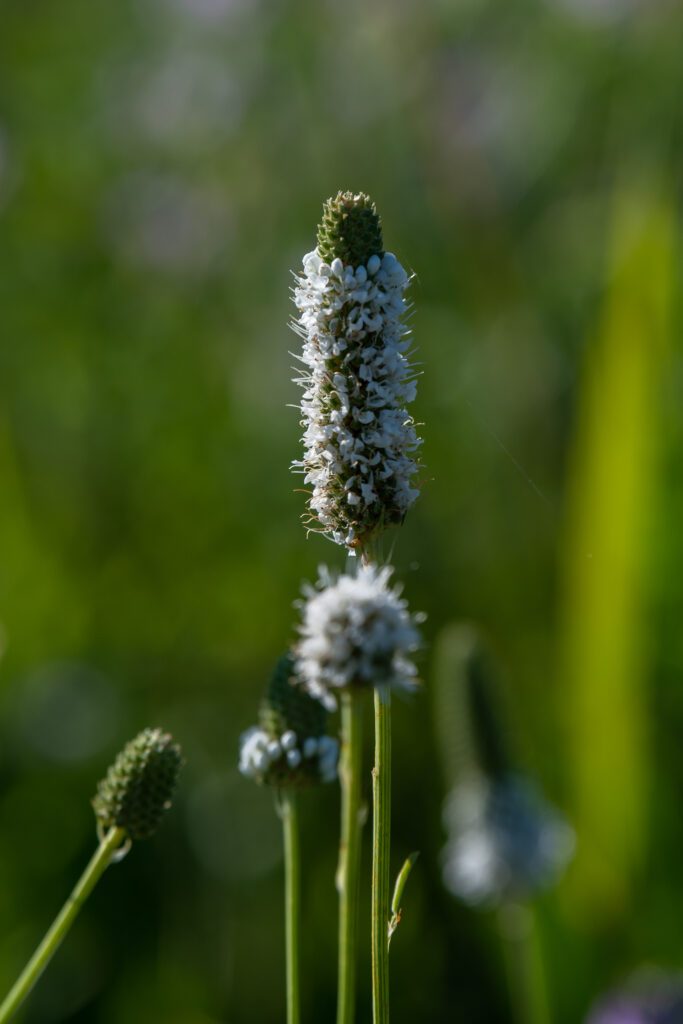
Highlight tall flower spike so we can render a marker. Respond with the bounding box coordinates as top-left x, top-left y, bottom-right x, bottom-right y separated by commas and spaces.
93, 727, 183, 842
433, 626, 574, 907
441, 775, 575, 907
294, 564, 422, 710
292, 191, 421, 550
239, 654, 339, 787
